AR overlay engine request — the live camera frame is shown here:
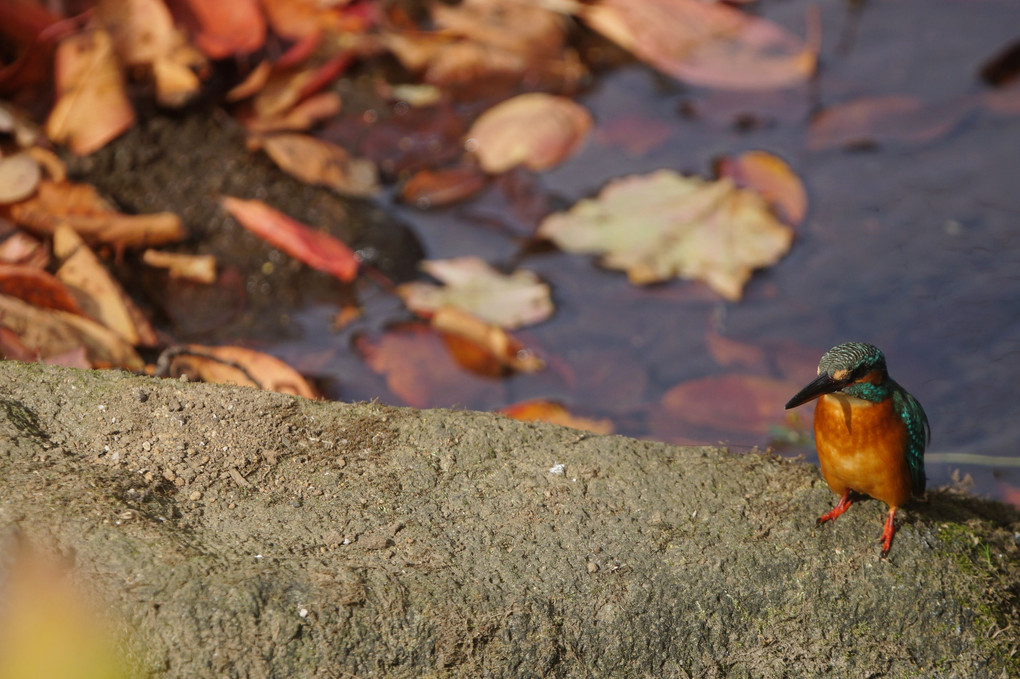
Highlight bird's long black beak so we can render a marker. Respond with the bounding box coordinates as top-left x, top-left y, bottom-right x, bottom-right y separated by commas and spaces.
785, 373, 842, 409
